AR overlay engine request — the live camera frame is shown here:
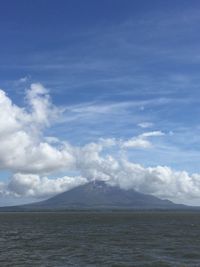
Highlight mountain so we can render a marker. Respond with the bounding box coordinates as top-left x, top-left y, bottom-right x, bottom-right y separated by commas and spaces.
1, 180, 187, 211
